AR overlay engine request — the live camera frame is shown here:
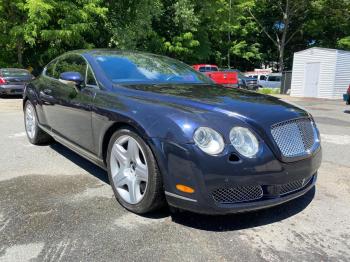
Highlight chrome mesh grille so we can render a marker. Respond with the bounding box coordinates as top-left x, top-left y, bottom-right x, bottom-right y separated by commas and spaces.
245, 80, 257, 86
271, 118, 318, 158
212, 186, 263, 204
280, 176, 313, 195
